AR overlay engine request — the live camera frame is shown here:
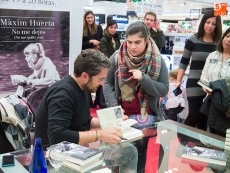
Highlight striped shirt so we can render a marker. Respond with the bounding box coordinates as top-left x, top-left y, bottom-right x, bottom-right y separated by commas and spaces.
179, 34, 217, 98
